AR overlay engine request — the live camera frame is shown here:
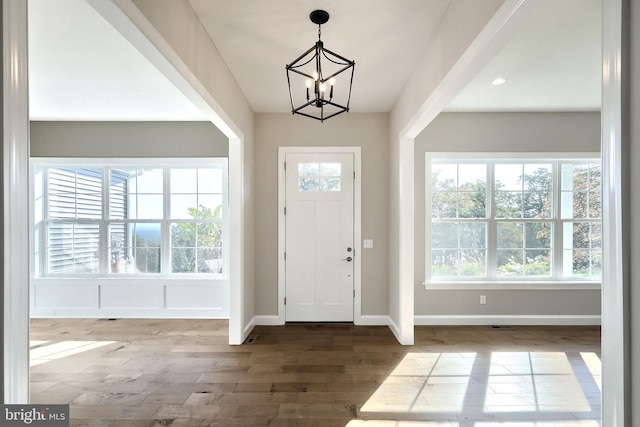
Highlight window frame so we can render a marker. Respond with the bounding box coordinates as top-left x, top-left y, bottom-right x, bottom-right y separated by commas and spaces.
425, 152, 601, 290
32, 158, 229, 279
